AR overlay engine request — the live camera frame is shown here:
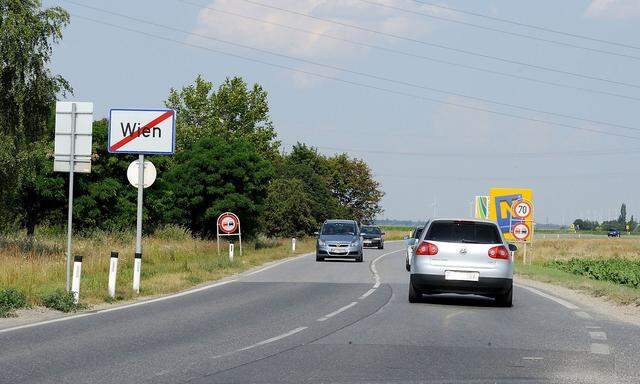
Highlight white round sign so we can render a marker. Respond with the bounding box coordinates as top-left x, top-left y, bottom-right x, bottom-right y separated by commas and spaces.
127, 160, 157, 188
511, 222, 531, 241
512, 199, 533, 219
